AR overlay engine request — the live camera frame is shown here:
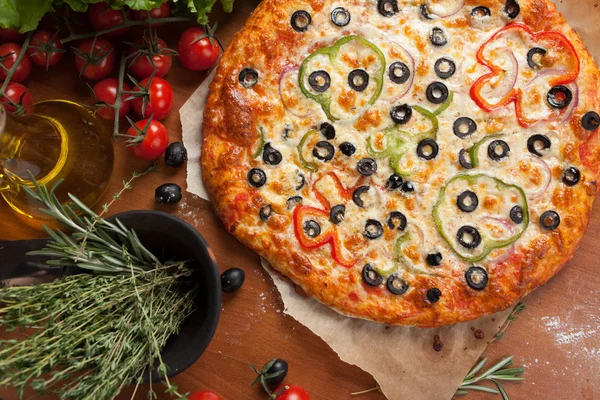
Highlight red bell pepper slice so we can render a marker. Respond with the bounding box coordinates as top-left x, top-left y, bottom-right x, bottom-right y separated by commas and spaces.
313, 172, 353, 209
